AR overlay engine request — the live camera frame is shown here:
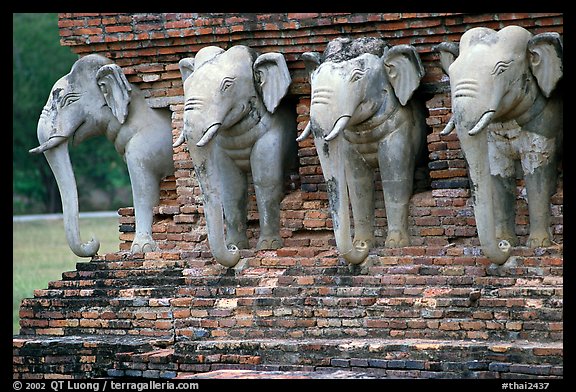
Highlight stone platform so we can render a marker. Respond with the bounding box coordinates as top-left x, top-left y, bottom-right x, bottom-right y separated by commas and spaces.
13, 244, 563, 379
